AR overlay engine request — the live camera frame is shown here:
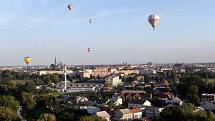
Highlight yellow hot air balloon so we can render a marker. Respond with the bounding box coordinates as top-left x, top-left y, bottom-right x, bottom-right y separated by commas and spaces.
24, 57, 32, 65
